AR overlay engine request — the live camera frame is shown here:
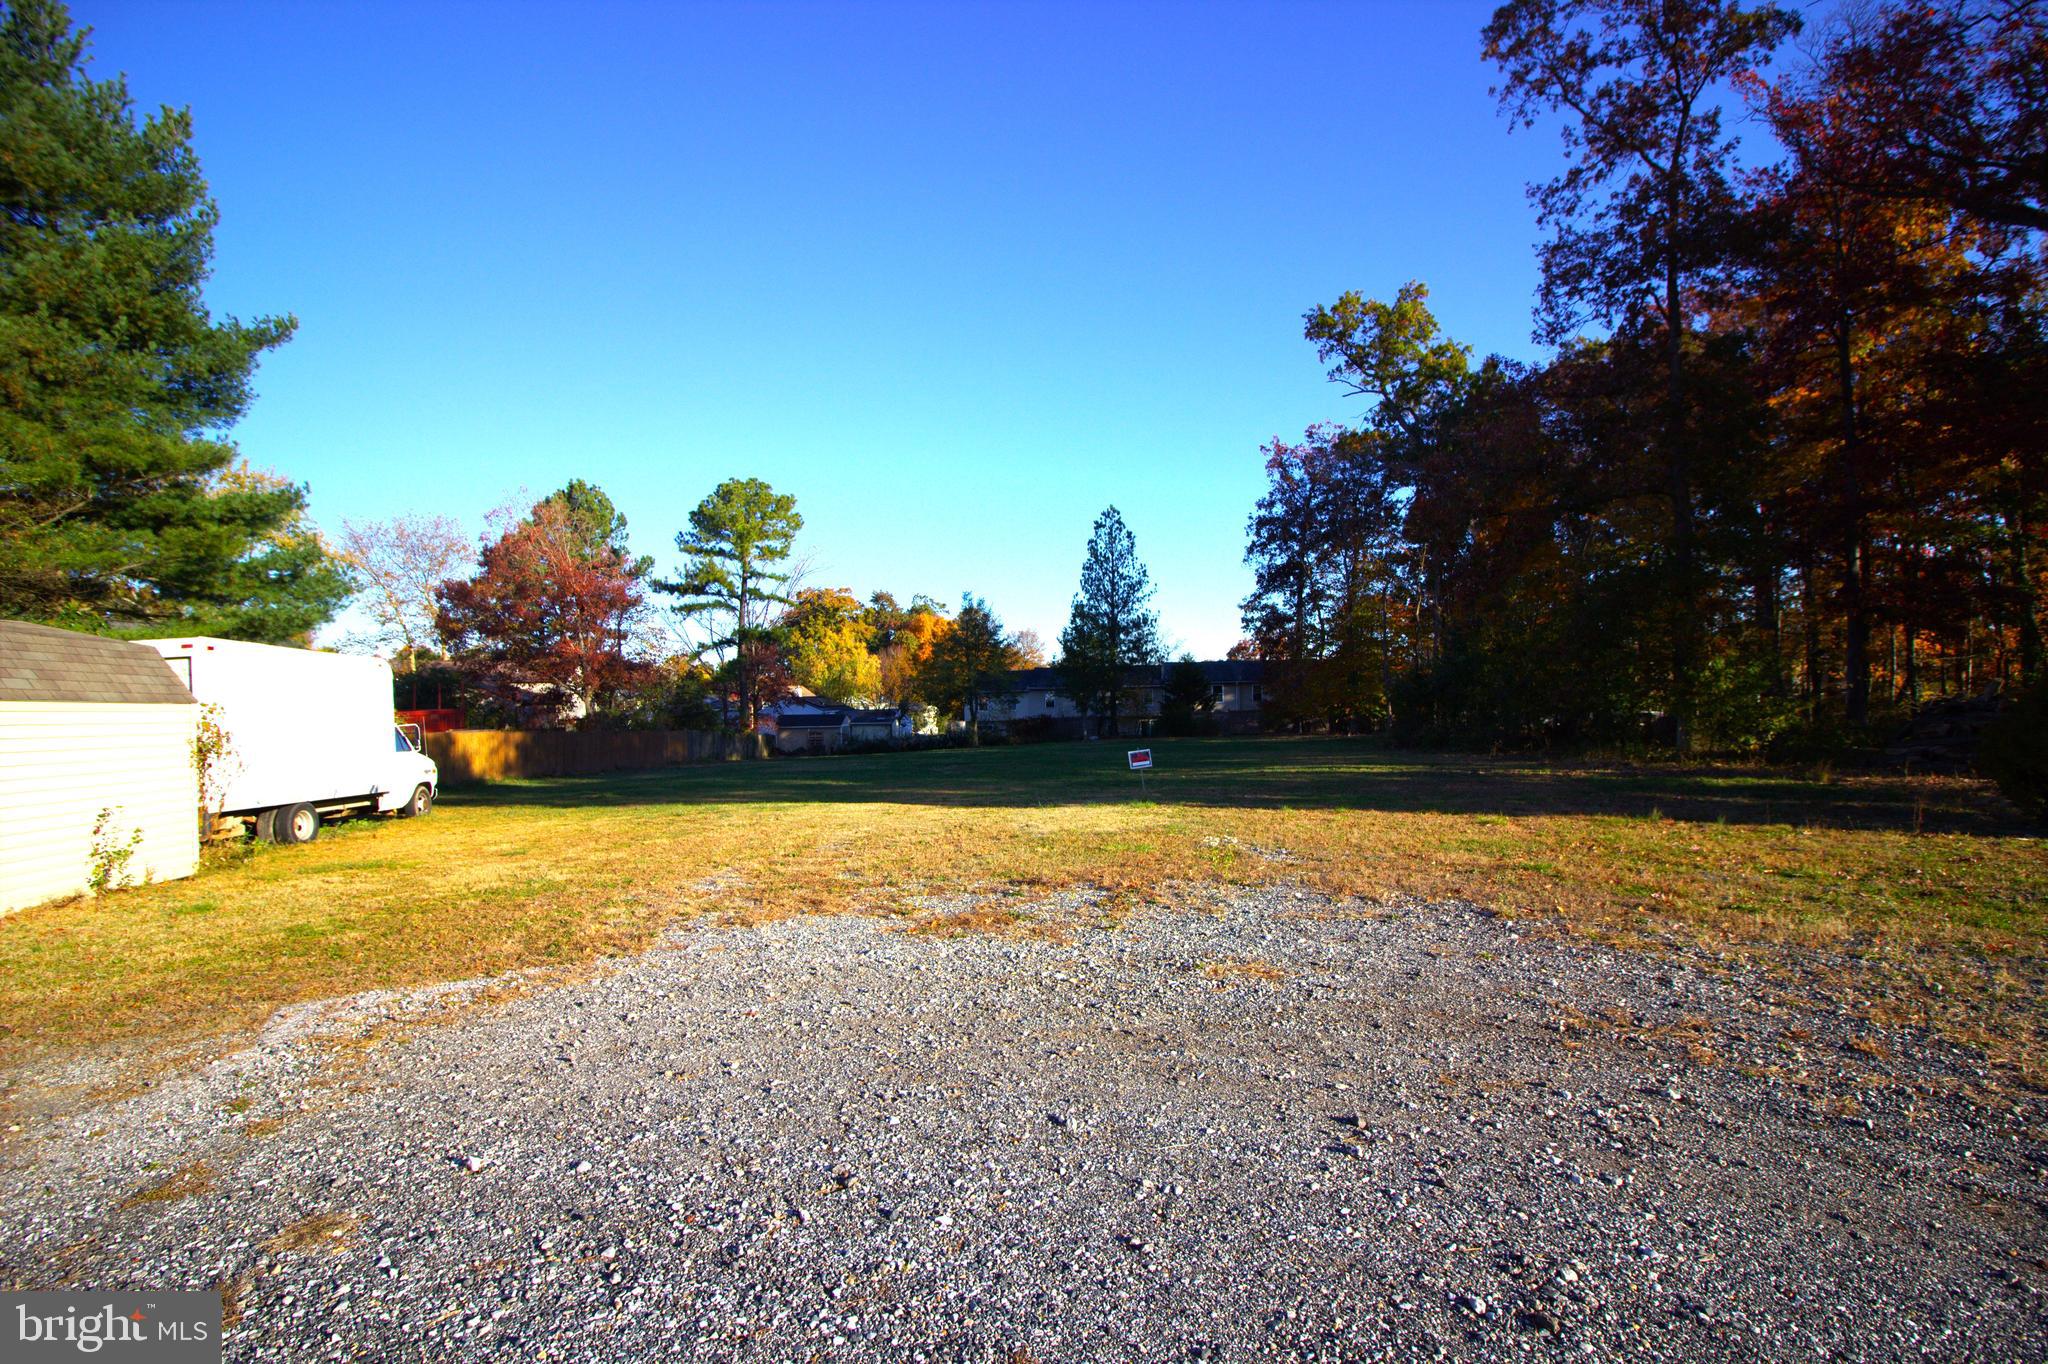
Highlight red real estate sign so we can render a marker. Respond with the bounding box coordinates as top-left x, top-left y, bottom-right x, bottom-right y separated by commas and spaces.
1127, 749, 1153, 770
